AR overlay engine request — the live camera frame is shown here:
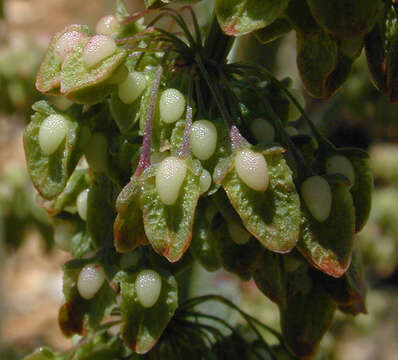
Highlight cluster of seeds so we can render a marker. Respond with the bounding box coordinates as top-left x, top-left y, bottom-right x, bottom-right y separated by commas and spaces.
24, 2, 373, 359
